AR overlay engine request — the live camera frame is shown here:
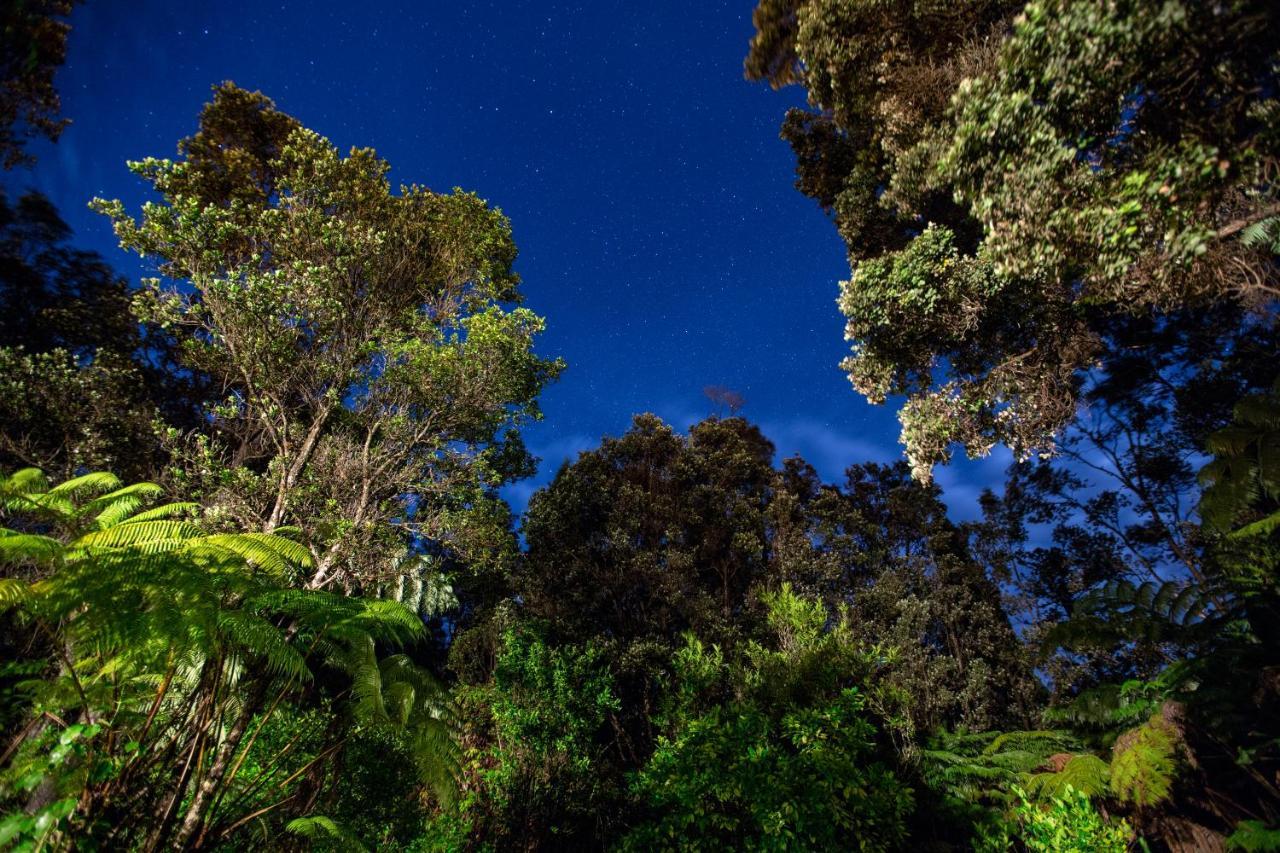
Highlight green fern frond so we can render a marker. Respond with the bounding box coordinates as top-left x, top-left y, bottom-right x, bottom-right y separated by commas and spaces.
1026, 754, 1110, 800
1231, 509, 1280, 540
121, 501, 200, 523
74, 520, 203, 550
1047, 680, 1165, 731
1110, 713, 1181, 808
284, 816, 369, 852
200, 533, 311, 579
82, 482, 164, 522
215, 611, 312, 681
0, 531, 64, 564
49, 471, 122, 498
346, 635, 388, 724
0, 467, 49, 496
0, 578, 30, 609
411, 716, 462, 807
1226, 820, 1280, 852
